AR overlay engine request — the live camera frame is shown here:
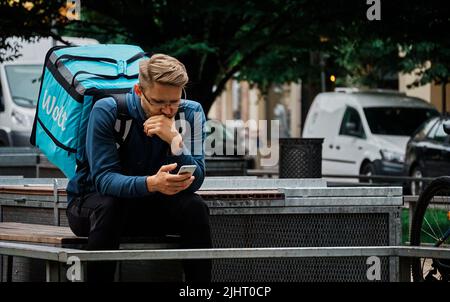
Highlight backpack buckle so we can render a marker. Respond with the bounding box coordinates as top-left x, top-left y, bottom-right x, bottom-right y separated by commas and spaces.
117, 60, 126, 77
